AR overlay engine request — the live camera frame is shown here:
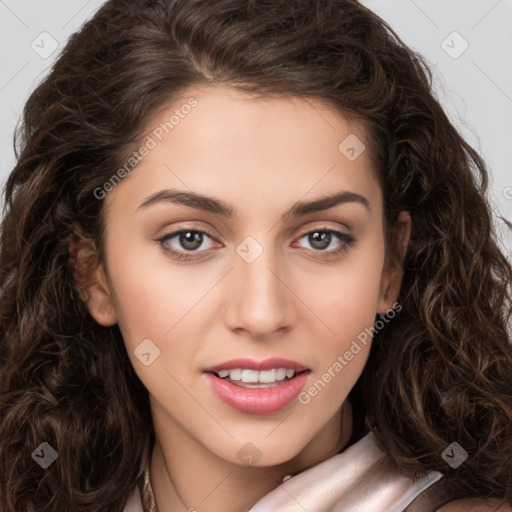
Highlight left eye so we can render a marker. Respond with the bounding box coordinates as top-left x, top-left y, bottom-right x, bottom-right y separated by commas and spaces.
294, 229, 354, 253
